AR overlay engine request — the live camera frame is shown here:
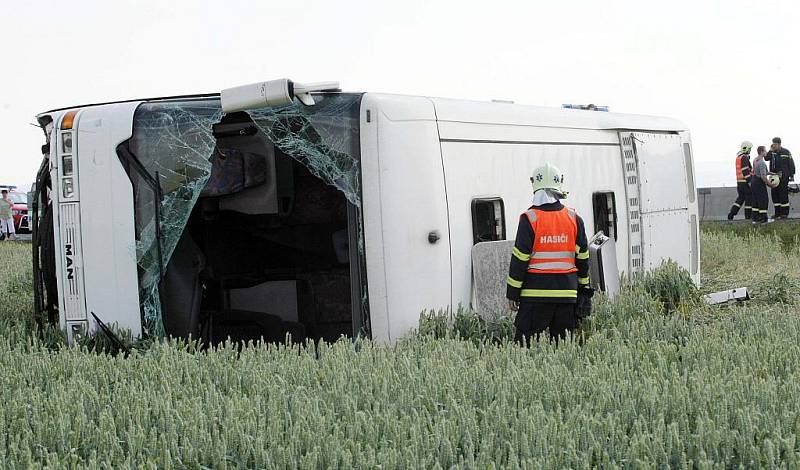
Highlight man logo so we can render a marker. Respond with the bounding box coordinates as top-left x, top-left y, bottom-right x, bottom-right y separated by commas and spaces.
65, 243, 74, 280
540, 234, 568, 244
